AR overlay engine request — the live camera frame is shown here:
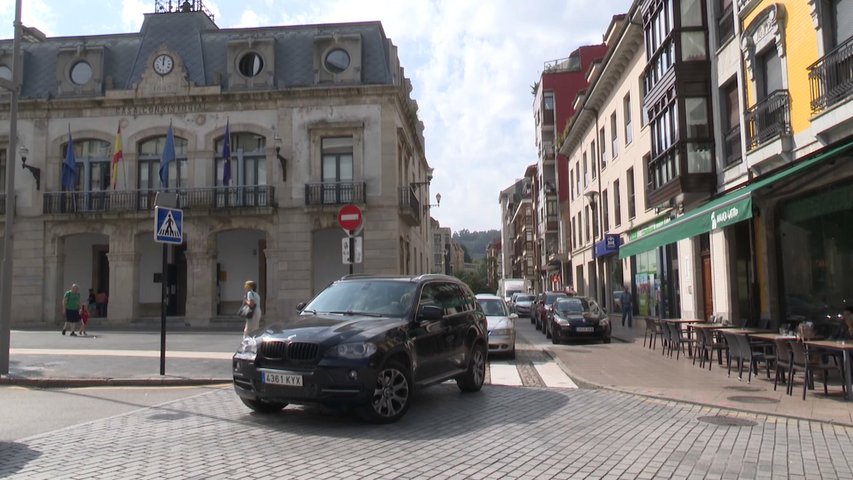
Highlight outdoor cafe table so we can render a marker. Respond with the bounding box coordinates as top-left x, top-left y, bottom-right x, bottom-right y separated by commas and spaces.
804, 339, 853, 401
